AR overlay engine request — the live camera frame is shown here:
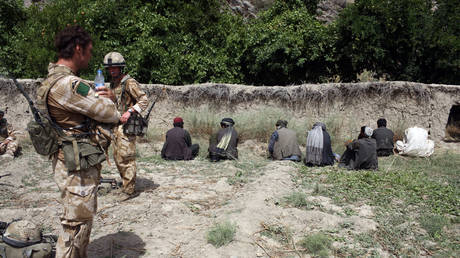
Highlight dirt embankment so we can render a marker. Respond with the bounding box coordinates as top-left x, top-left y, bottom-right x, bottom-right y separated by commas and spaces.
1, 79, 459, 142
